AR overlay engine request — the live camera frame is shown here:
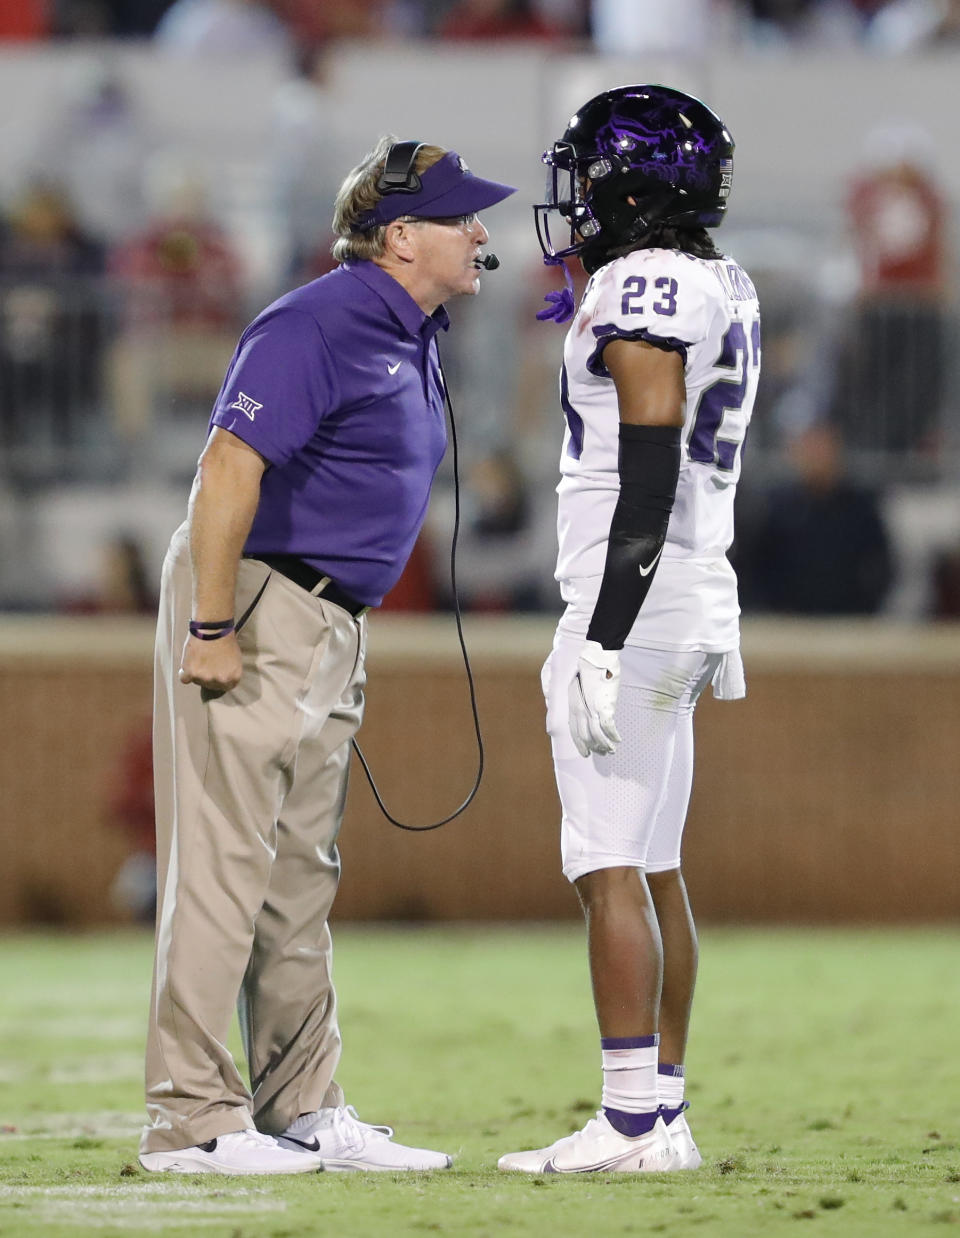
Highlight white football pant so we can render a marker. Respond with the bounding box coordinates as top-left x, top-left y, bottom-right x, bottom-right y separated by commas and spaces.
543, 632, 721, 883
